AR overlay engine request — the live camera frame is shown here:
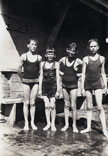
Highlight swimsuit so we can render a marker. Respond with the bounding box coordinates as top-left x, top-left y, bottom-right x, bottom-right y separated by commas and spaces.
61, 57, 78, 92
22, 54, 40, 87
84, 55, 103, 90
42, 61, 57, 98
